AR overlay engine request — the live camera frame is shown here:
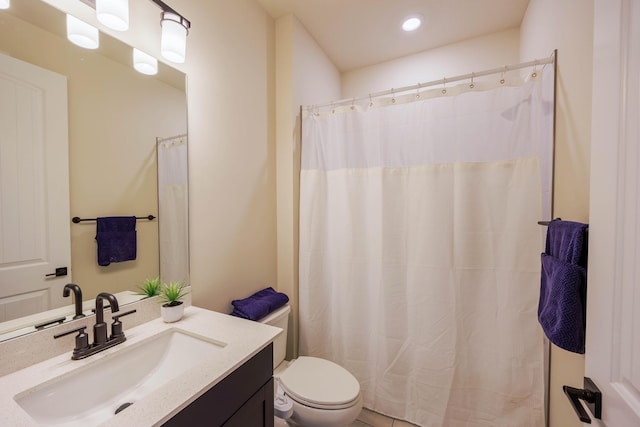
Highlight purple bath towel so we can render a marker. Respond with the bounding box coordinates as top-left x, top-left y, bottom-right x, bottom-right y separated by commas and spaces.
95, 216, 137, 266
538, 220, 588, 354
230, 287, 289, 321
